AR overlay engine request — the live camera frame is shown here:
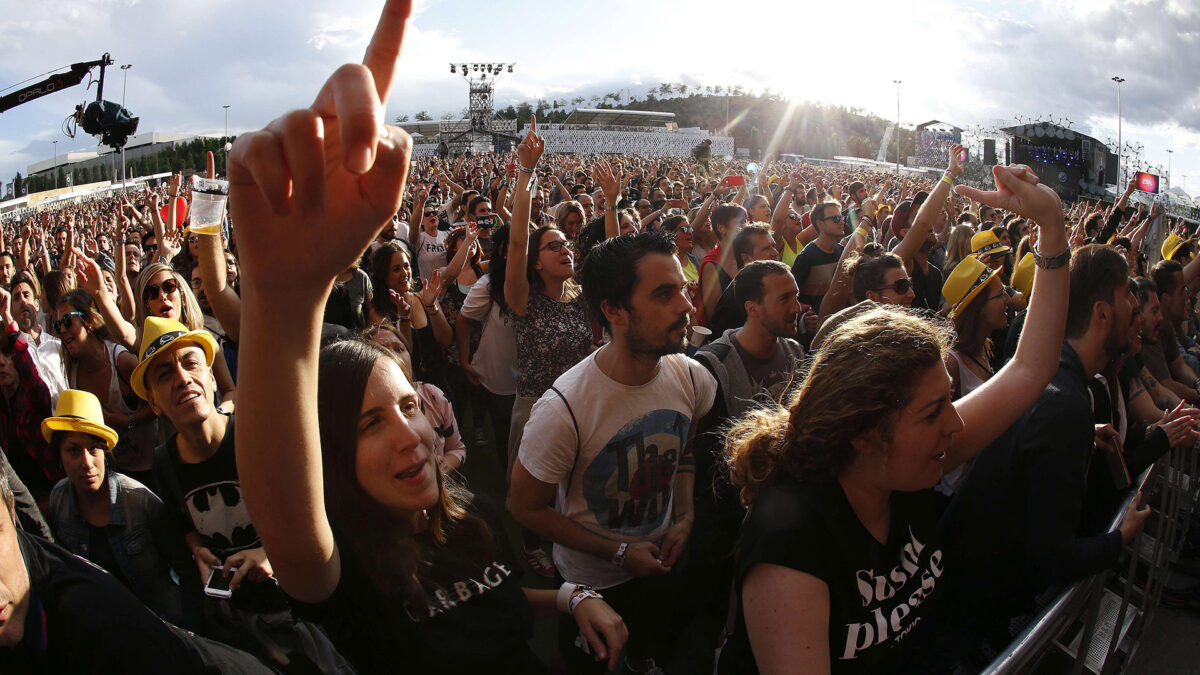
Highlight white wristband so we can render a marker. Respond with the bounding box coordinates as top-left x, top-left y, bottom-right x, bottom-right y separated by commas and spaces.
556, 581, 576, 614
